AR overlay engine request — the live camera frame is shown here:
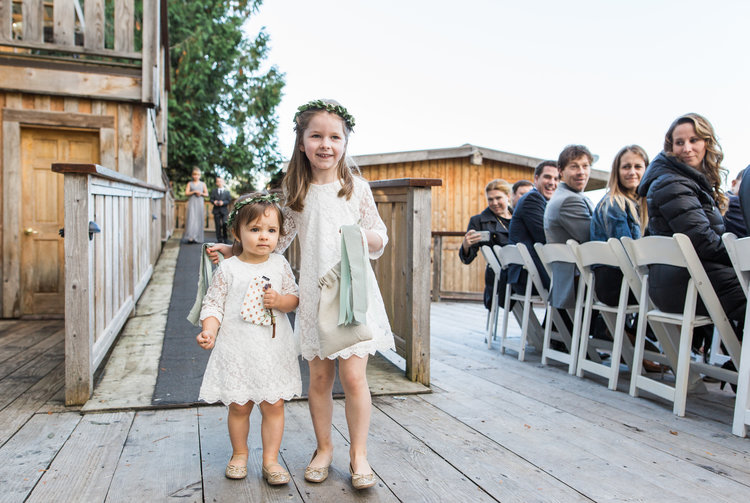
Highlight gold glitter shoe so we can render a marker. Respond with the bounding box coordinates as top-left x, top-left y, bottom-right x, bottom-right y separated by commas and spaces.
304, 450, 331, 483
225, 455, 248, 480
262, 463, 291, 485
349, 463, 376, 490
